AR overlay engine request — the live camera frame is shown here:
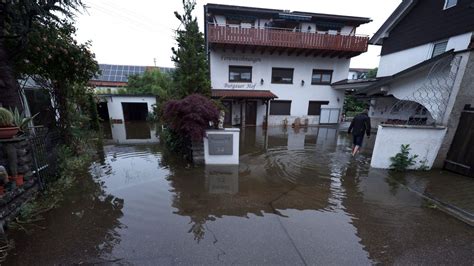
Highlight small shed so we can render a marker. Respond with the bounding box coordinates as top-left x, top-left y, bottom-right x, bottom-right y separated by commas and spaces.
97, 94, 157, 123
